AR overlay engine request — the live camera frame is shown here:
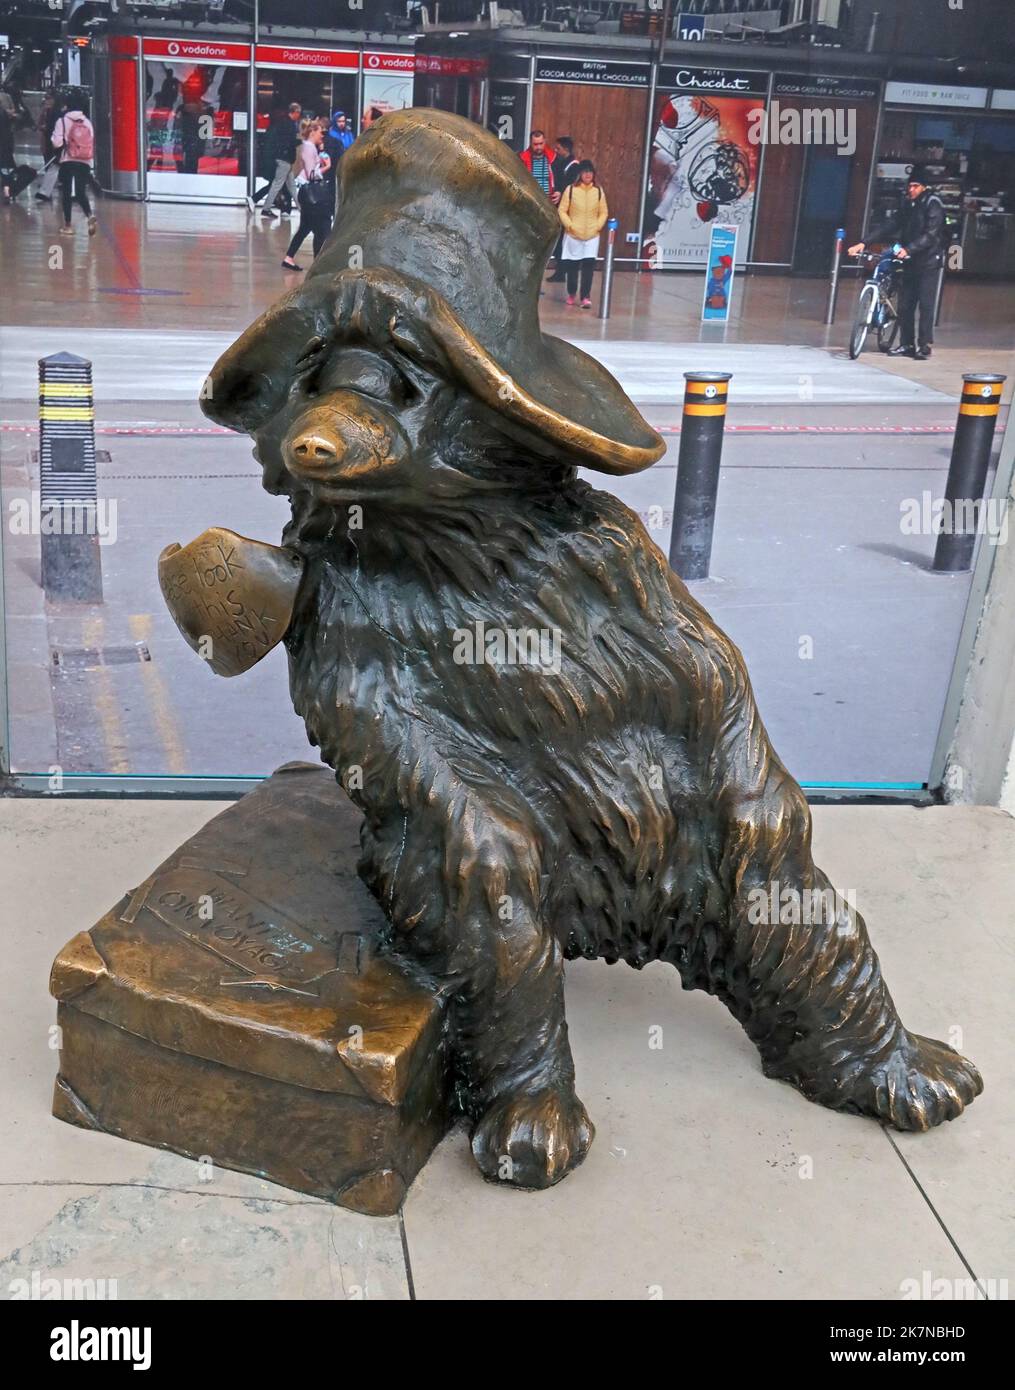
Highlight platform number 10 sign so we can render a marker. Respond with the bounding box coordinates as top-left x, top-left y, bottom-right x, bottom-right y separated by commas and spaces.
676, 12, 706, 40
